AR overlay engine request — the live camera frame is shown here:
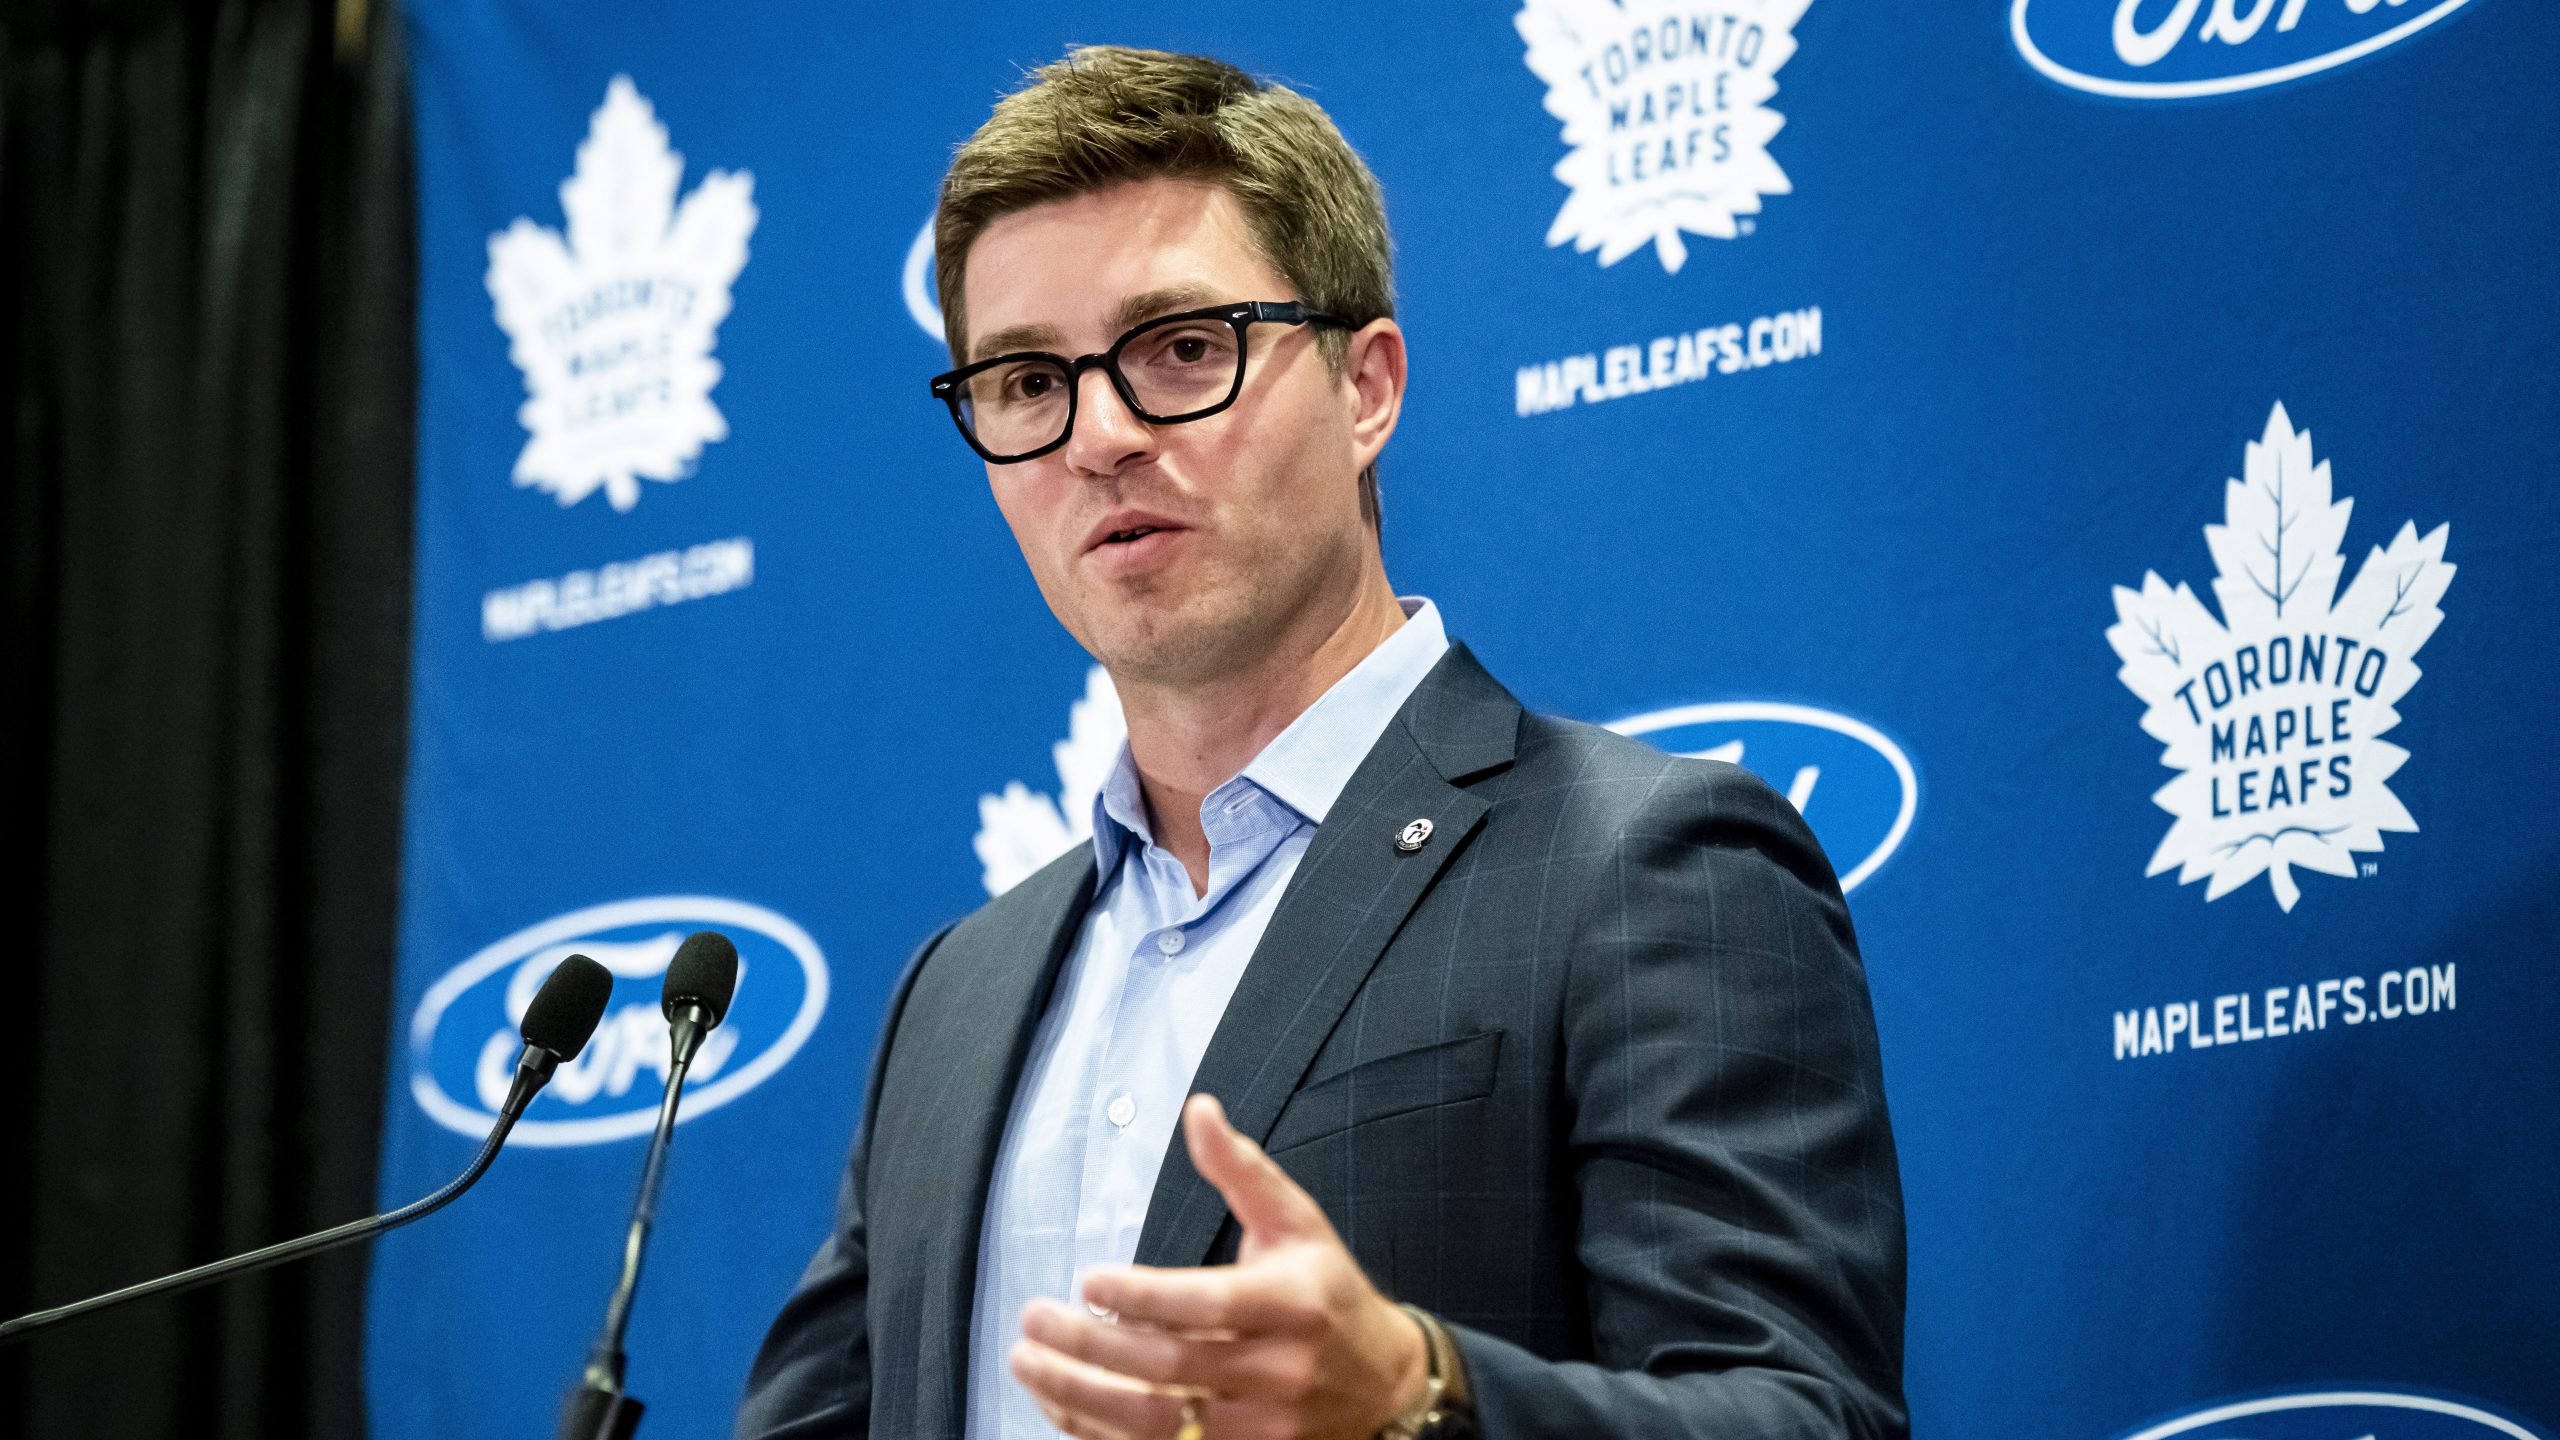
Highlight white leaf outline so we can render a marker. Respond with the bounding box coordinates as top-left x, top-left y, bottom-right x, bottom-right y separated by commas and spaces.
486, 76, 759, 512
2105, 402, 2455, 911
974, 666, 1127, 897
1516, 0, 1811, 273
